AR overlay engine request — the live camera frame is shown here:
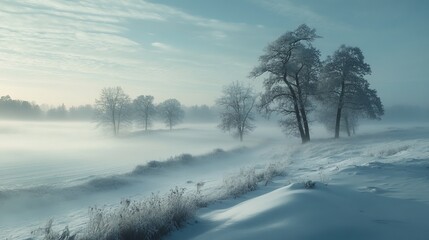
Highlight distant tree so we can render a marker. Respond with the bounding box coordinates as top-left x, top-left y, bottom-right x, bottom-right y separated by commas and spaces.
216, 81, 256, 141
133, 95, 156, 131
250, 24, 320, 143
94, 87, 132, 136
157, 99, 184, 130
320, 45, 383, 138
0, 95, 42, 119
68, 104, 95, 121
46, 104, 67, 120
185, 105, 217, 123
